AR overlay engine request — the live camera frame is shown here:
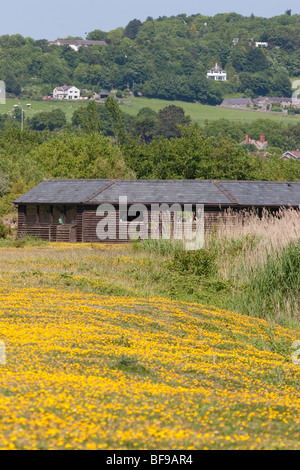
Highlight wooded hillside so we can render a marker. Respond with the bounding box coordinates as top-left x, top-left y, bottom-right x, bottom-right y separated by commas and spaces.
0, 12, 299, 103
